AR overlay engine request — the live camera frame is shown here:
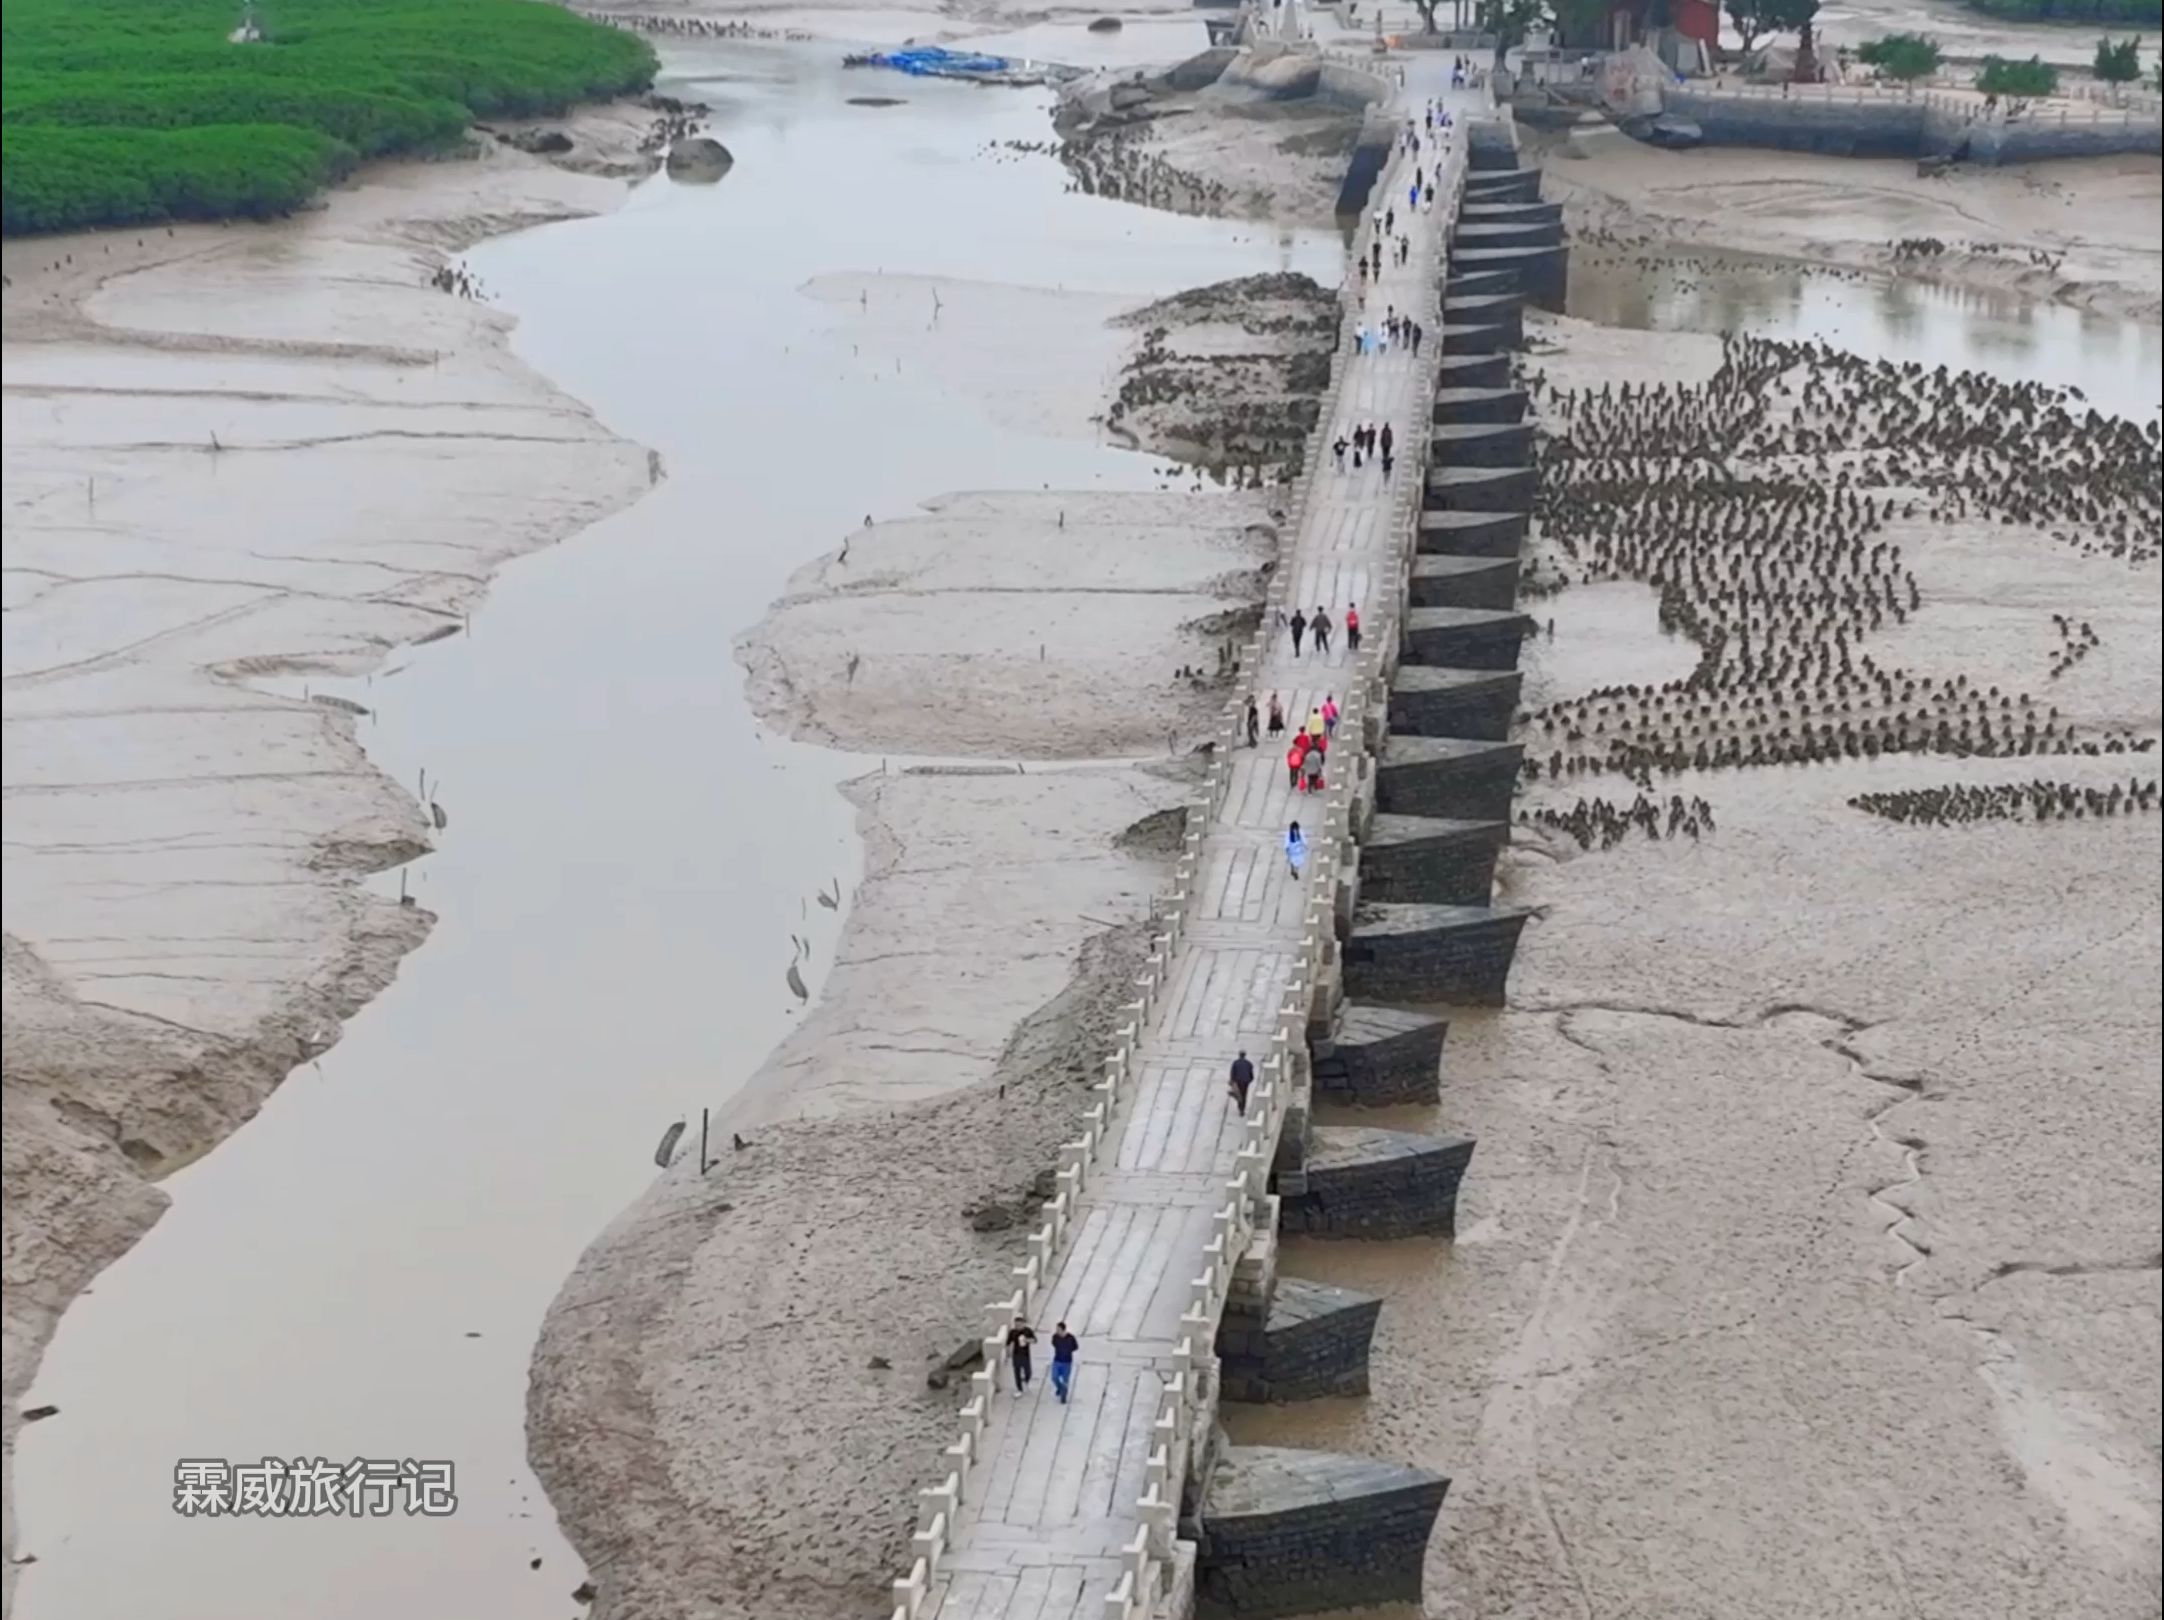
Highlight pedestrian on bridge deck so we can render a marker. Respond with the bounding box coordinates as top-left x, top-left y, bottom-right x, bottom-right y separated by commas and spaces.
1050, 1324, 1080, 1403
1286, 737, 1307, 791
1245, 694, 1261, 747
1346, 604, 1362, 653
1311, 606, 1333, 655
1285, 820, 1308, 878
1006, 1318, 1037, 1393
1268, 692, 1286, 738
1229, 1050, 1255, 1116
1289, 607, 1308, 657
